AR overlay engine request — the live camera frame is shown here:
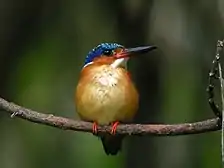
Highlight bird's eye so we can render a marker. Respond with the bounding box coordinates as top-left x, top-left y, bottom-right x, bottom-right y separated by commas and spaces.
103, 49, 113, 56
